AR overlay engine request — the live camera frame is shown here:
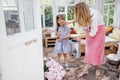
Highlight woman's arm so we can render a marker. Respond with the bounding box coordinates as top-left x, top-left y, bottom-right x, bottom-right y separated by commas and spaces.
79, 32, 93, 38
65, 20, 76, 25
